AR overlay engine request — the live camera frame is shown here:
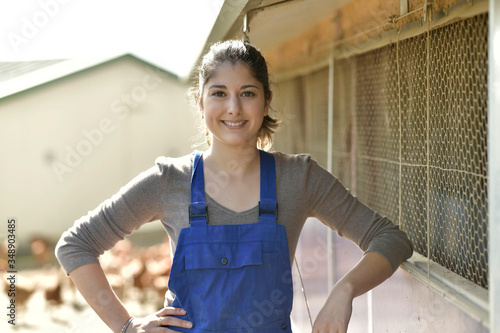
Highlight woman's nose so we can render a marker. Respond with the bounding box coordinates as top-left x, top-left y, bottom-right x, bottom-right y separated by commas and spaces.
226, 95, 242, 115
